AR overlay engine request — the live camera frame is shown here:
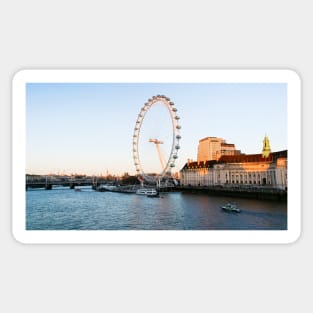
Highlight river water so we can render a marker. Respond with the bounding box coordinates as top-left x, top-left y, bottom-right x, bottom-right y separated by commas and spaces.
26, 187, 287, 230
